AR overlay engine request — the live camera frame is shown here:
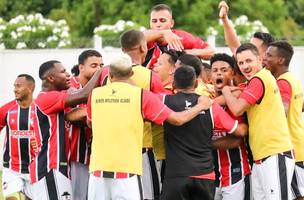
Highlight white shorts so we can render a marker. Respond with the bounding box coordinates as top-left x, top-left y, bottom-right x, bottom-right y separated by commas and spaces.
142, 149, 160, 199
88, 174, 143, 200
292, 162, 304, 198
251, 153, 295, 200
214, 175, 251, 200
32, 169, 72, 200
71, 161, 89, 200
2, 167, 33, 198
